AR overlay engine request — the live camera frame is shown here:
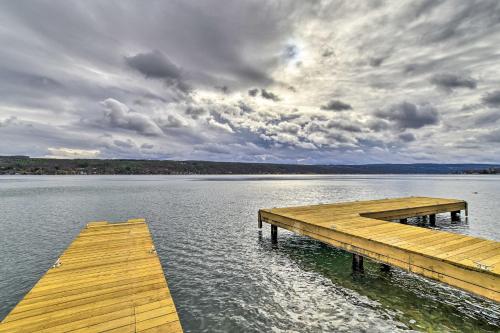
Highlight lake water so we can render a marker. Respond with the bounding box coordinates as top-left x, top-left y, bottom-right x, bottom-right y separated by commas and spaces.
0, 175, 499, 332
